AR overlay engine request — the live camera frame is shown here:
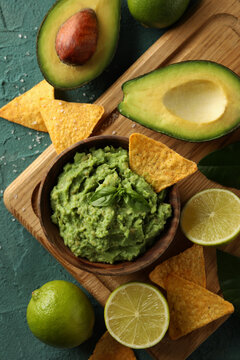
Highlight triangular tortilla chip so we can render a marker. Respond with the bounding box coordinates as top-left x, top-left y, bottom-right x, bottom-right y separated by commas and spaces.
166, 274, 234, 340
149, 244, 206, 289
89, 331, 136, 360
40, 99, 104, 154
129, 133, 197, 192
0, 80, 54, 132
